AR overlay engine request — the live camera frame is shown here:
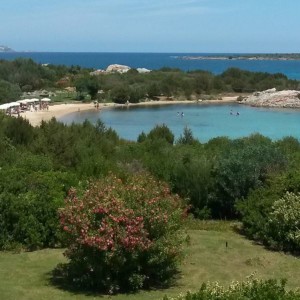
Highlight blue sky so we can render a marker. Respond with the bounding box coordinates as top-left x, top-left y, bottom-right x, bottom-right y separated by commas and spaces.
1, 0, 299, 52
